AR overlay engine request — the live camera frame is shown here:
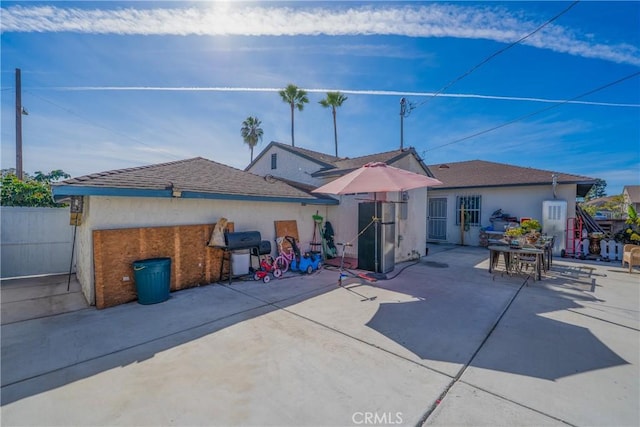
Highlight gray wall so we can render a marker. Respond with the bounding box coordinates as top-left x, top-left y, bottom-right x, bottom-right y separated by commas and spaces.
1, 206, 75, 278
